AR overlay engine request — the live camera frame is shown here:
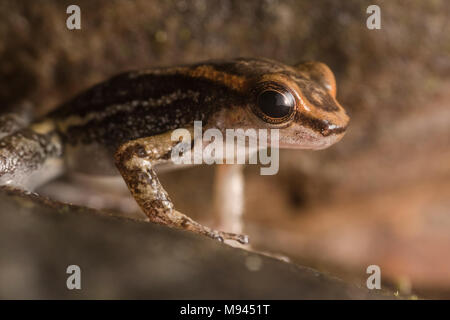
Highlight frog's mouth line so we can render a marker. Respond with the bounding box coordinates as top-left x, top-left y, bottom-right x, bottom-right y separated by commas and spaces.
277, 124, 346, 150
